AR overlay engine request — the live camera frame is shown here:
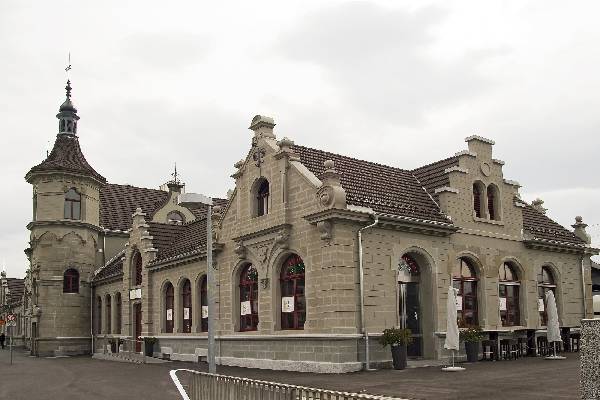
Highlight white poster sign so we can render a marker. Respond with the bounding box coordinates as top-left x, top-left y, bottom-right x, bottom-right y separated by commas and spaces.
282, 296, 295, 313
240, 300, 251, 316
166, 309, 173, 321
136, 288, 142, 299
538, 299, 545, 312
202, 306, 209, 319
455, 295, 463, 311
129, 289, 136, 300
499, 297, 507, 311
184, 307, 190, 320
